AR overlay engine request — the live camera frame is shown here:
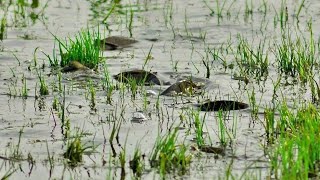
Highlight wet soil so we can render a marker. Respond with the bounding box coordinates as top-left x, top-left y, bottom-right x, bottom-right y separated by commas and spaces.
0, 0, 319, 179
